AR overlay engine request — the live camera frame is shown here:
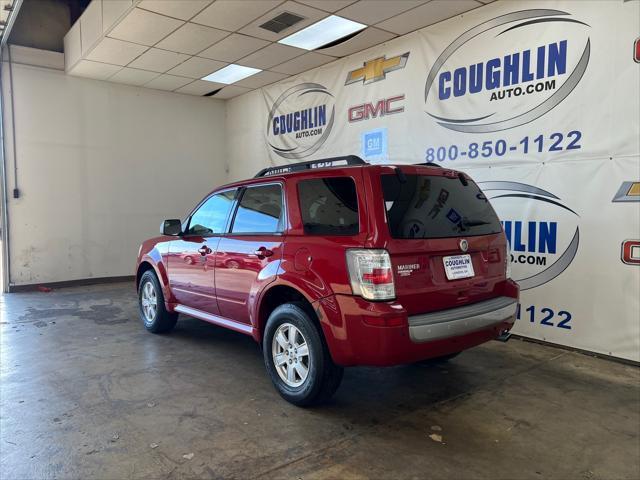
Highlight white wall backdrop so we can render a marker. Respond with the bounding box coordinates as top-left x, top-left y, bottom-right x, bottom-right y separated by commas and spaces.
2, 56, 228, 286
226, 0, 640, 361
